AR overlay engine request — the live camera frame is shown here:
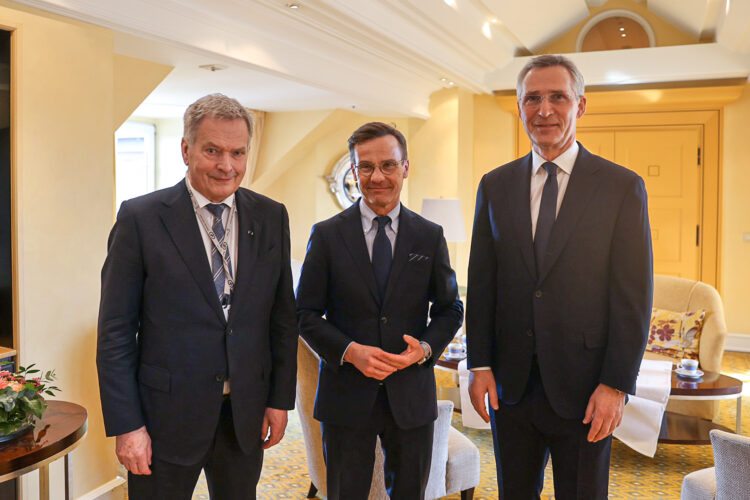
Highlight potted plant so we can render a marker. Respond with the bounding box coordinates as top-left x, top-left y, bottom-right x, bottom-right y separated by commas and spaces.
0, 364, 60, 441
